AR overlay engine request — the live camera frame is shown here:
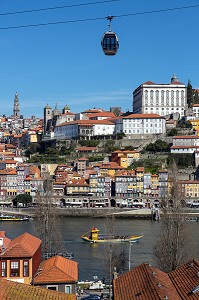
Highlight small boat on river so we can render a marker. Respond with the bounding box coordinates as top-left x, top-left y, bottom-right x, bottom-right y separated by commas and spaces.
81, 227, 143, 243
0, 214, 30, 221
